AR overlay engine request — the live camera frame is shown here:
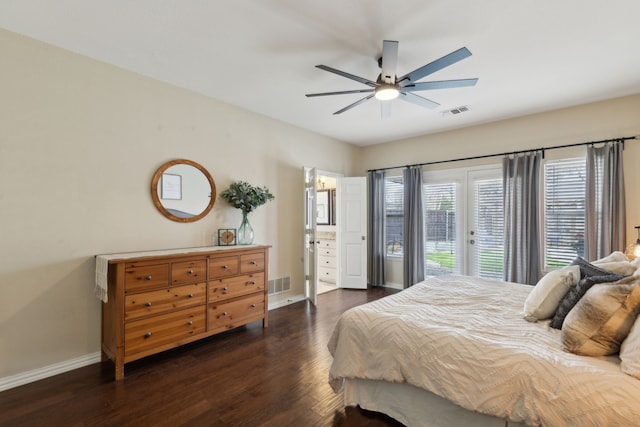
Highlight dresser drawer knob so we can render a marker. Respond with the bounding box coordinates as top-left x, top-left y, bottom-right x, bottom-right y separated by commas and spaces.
145, 275, 152, 281
187, 269, 194, 275
187, 321, 193, 326
223, 287, 228, 291
222, 311, 228, 316
249, 281, 256, 285
188, 293, 193, 298
145, 302, 152, 307
144, 332, 152, 338
223, 265, 229, 270
251, 304, 256, 308
250, 261, 257, 265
